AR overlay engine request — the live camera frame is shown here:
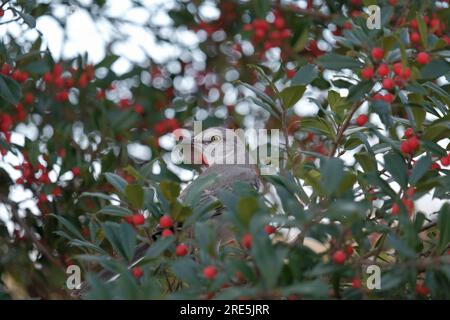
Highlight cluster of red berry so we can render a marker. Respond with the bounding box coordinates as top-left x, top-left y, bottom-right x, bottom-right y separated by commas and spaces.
43, 63, 94, 103
124, 213, 145, 226
153, 118, 180, 137
392, 186, 415, 216
400, 127, 420, 155
243, 11, 291, 54
117, 98, 145, 115
362, 48, 415, 91
11, 152, 80, 211
332, 245, 354, 265
408, 15, 450, 45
